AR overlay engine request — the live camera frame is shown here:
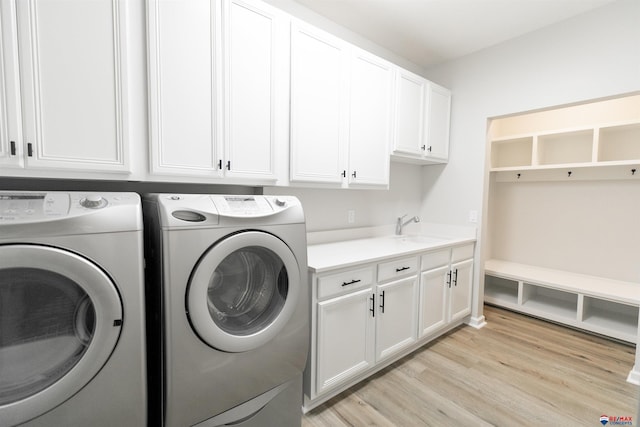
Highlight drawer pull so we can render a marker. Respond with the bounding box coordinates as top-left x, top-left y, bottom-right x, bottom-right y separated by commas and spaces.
341, 279, 361, 287
453, 268, 458, 287
395, 266, 410, 272
447, 270, 452, 288
379, 290, 385, 314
